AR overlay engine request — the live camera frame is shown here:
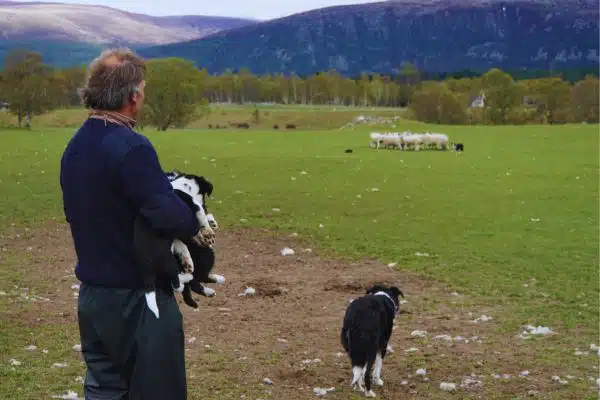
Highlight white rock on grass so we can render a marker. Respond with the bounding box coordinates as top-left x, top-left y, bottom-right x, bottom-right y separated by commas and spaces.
238, 287, 256, 297
51, 391, 81, 399
72, 344, 82, 352
280, 247, 295, 256
416, 369, 427, 376
520, 370, 530, 377
53, 362, 68, 368
25, 345, 37, 351
405, 347, 419, 353
263, 378, 273, 385
411, 330, 427, 338
8, 359, 21, 366
302, 359, 322, 366
313, 387, 335, 396
520, 325, 553, 339
551, 375, 568, 385
472, 315, 493, 323
439, 382, 457, 391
